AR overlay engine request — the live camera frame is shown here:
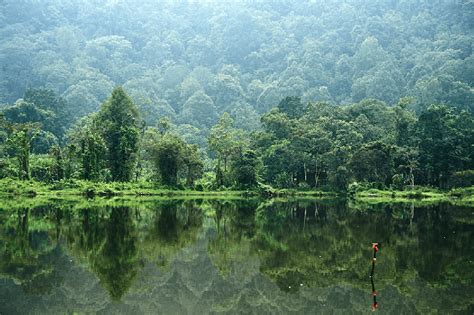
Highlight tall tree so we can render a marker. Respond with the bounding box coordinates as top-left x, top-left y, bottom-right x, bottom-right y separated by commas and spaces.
209, 113, 245, 173
6, 123, 40, 180
181, 144, 204, 187
79, 127, 107, 181
232, 149, 260, 188
97, 87, 141, 182
154, 134, 185, 187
